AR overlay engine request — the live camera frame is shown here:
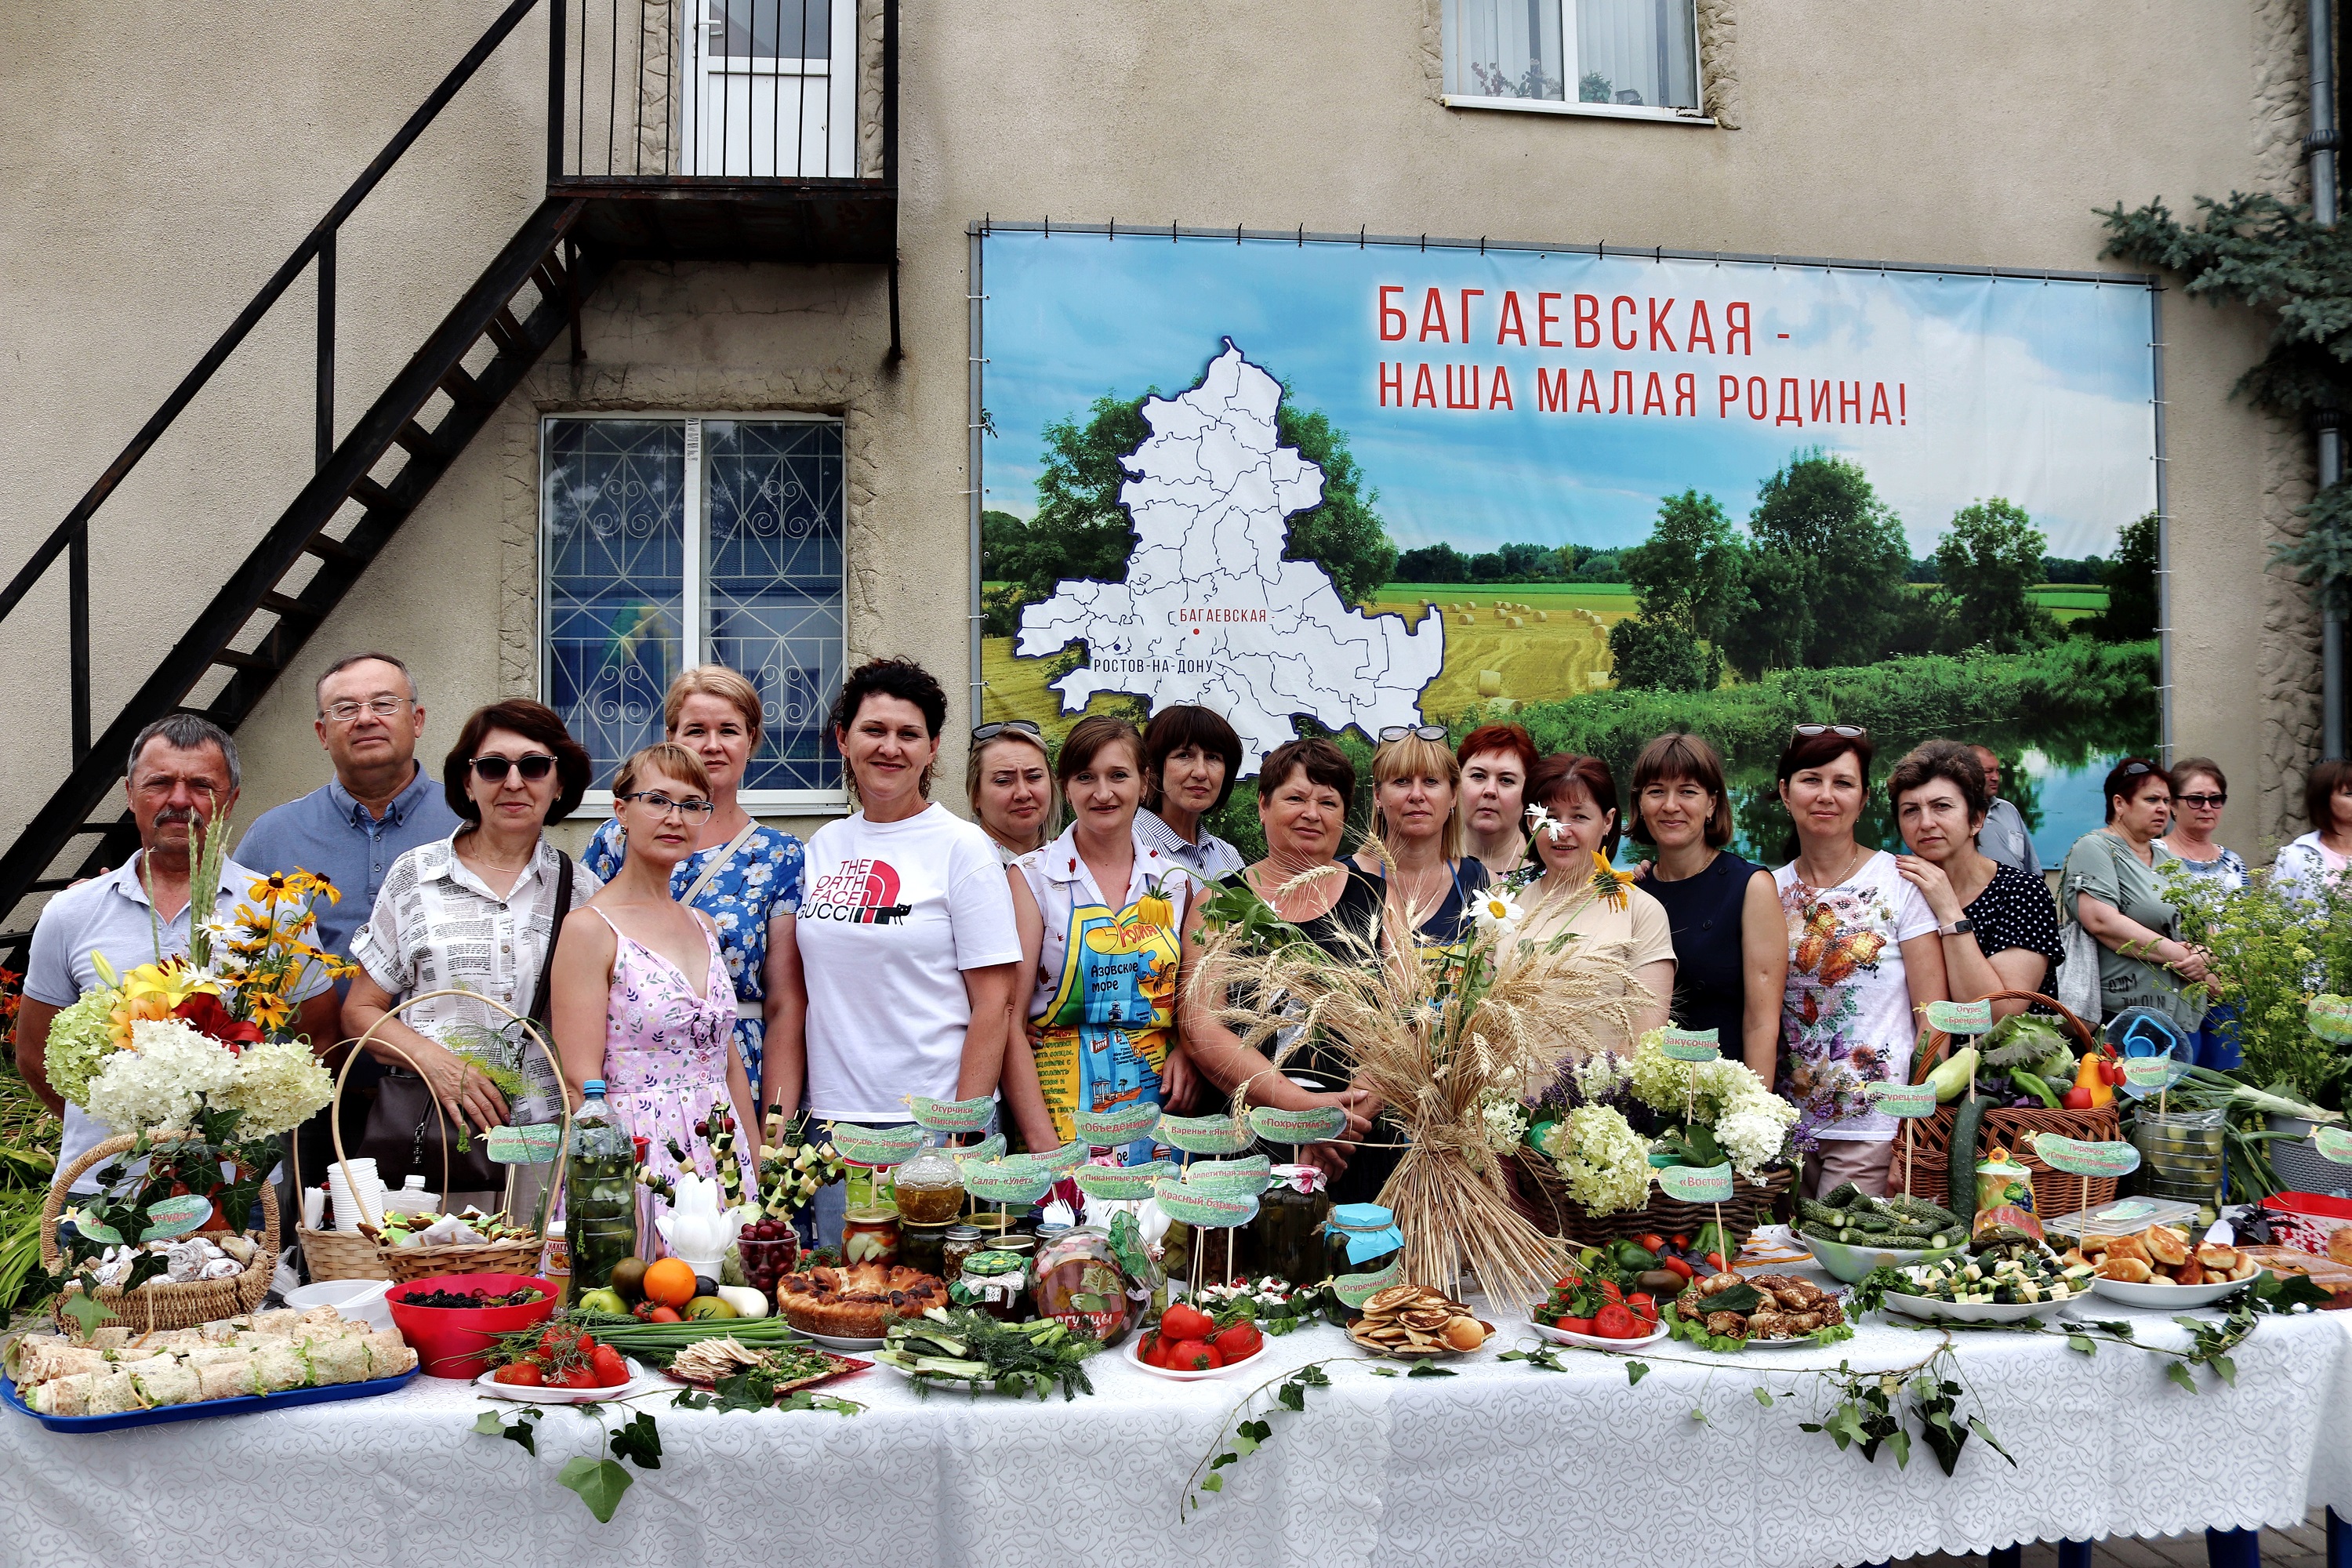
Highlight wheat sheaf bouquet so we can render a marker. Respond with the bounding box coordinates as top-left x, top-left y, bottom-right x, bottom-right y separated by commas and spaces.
1187, 852, 1643, 1308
